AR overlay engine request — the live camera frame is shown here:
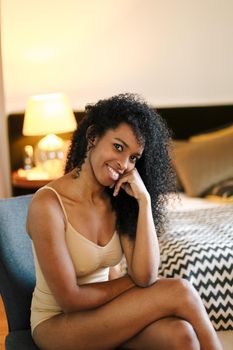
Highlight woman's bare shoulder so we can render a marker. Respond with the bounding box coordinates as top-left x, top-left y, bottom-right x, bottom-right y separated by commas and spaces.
29, 185, 59, 212
29, 174, 71, 210
26, 182, 68, 239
